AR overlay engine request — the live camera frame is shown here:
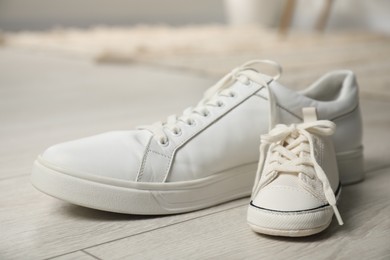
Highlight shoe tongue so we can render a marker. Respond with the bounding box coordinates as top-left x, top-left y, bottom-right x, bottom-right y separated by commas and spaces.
302, 107, 318, 122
